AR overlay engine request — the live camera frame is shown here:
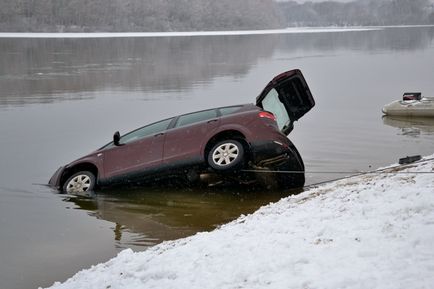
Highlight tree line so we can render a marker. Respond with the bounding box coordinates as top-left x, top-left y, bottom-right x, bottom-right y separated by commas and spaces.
277, 0, 434, 27
0, 0, 433, 32
0, 0, 279, 32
